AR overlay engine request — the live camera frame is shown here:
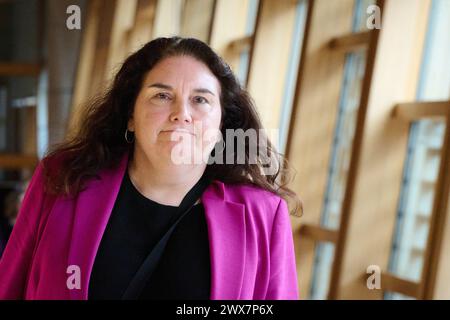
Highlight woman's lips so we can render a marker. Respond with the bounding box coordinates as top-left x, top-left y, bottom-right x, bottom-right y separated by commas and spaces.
161, 130, 195, 136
